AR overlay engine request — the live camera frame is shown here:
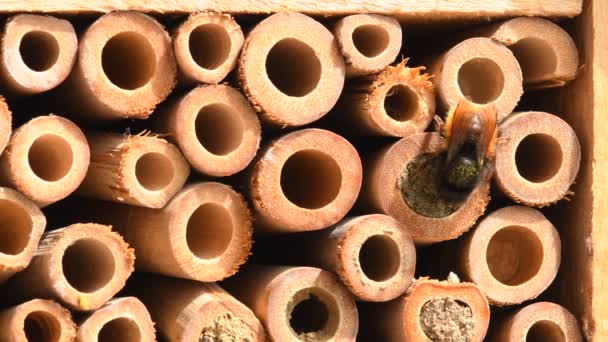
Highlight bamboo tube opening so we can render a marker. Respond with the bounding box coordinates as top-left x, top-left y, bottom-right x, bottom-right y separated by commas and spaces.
195, 103, 245, 156
0, 199, 32, 255
383, 84, 419, 122
24, 311, 62, 342
101, 32, 156, 90
352, 25, 390, 58
457, 58, 505, 104
20, 31, 59, 72
280, 150, 342, 210
28, 134, 74, 182
266, 38, 322, 97
486, 226, 544, 286
288, 288, 340, 339
359, 235, 401, 282
510, 38, 558, 81
134, 152, 175, 191
515, 134, 563, 183
420, 298, 474, 341
98, 318, 141, 342
189, 24, 231, 70
526, 320, 566, 342
186, 203, 233, 259
62, 239, 116, 293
